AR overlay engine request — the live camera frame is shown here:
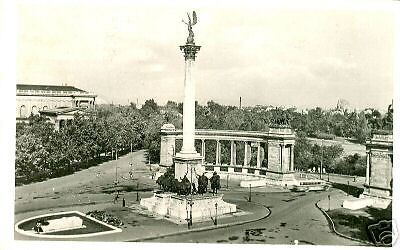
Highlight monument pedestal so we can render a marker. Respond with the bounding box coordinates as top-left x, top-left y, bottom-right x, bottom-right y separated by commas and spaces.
140, 193, 237, 223
141, 14, 238, 224
174, 152, 204, 187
